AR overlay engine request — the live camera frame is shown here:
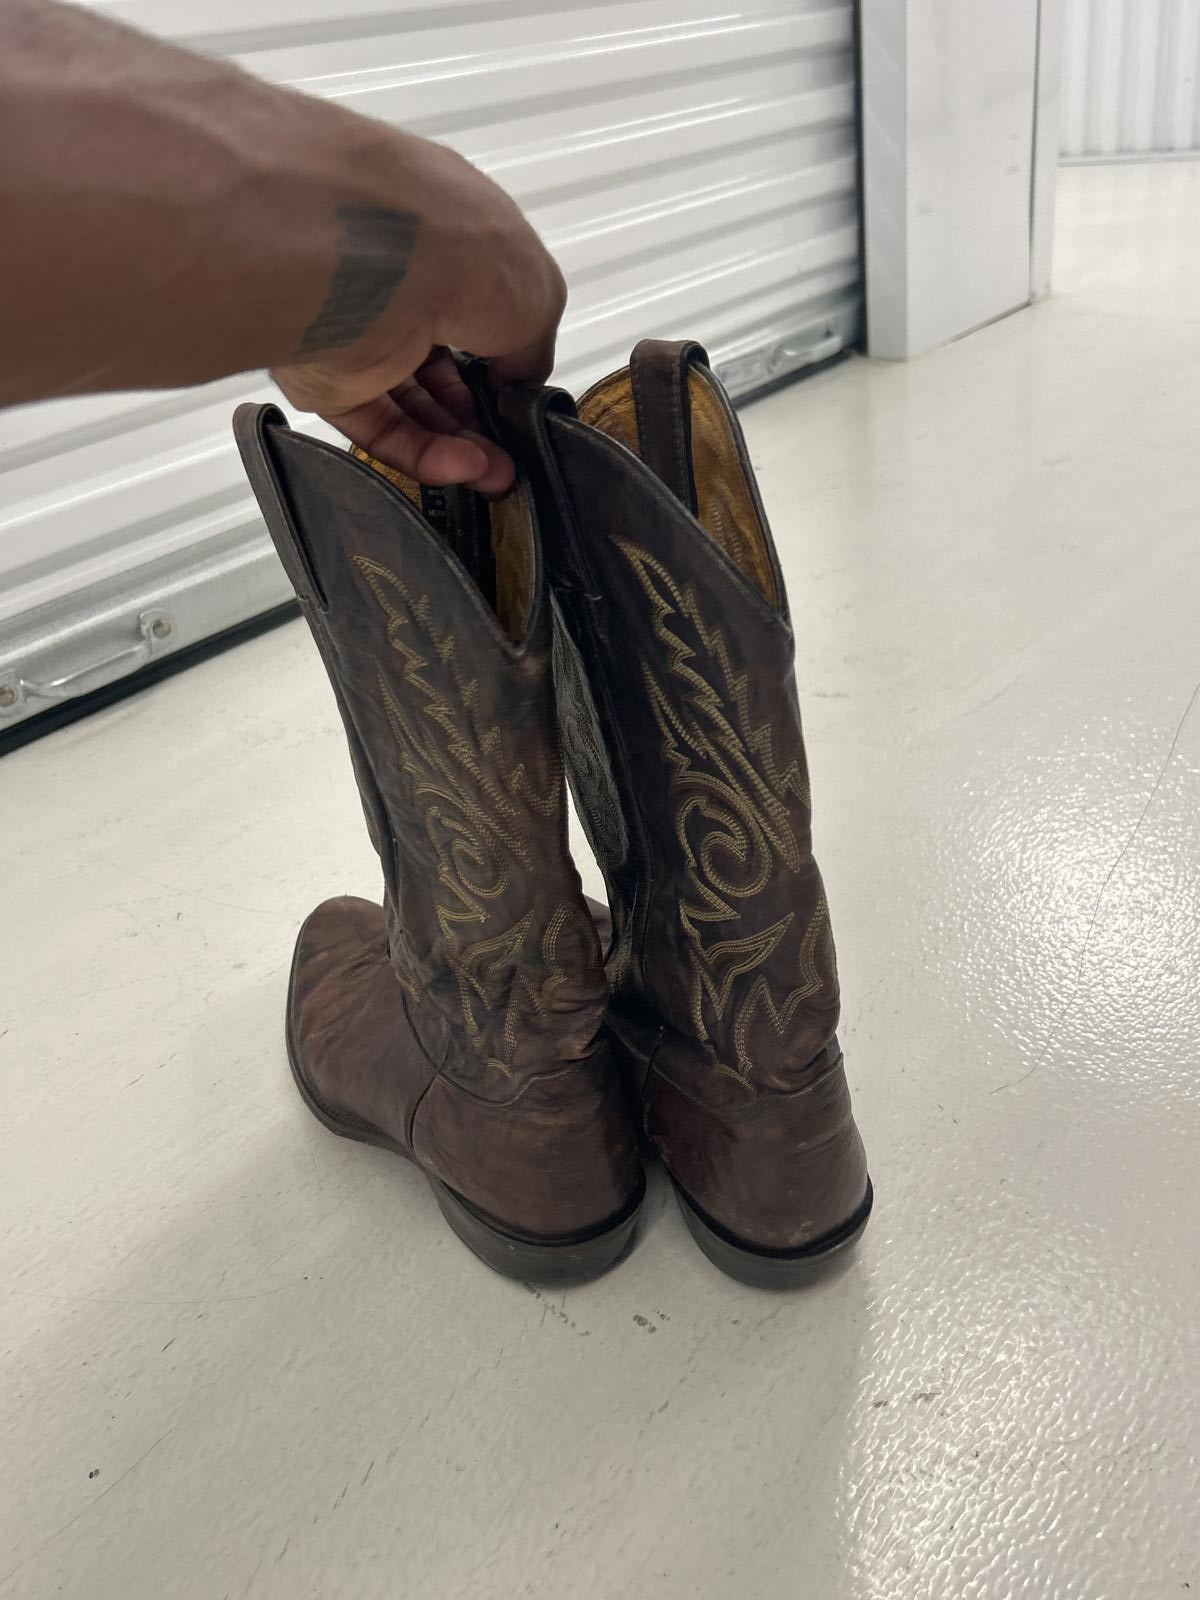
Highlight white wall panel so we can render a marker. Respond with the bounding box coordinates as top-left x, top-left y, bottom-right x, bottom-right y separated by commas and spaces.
862, 0, 1043, 359
0, 0, 863, 730
1061, 0, 1200, 156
